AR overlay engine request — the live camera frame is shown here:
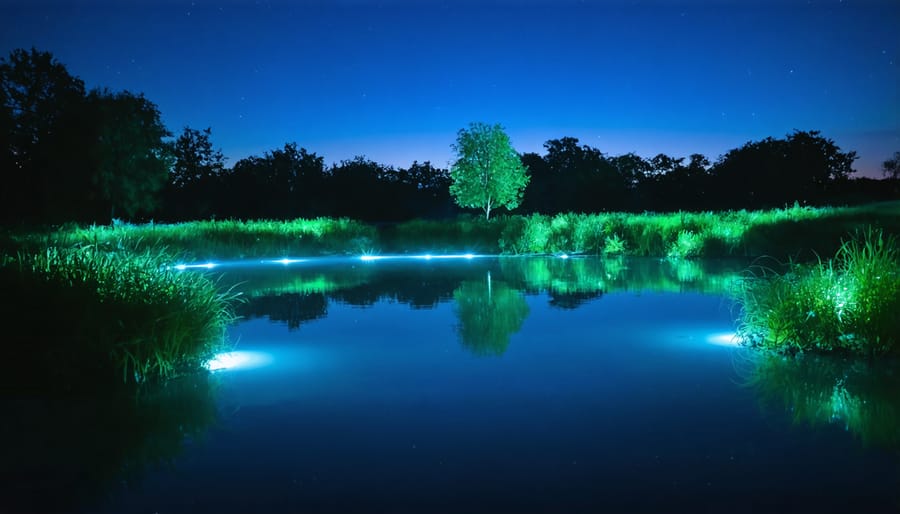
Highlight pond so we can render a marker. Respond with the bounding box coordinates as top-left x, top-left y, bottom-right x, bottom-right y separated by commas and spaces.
3, 256, 898, 513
